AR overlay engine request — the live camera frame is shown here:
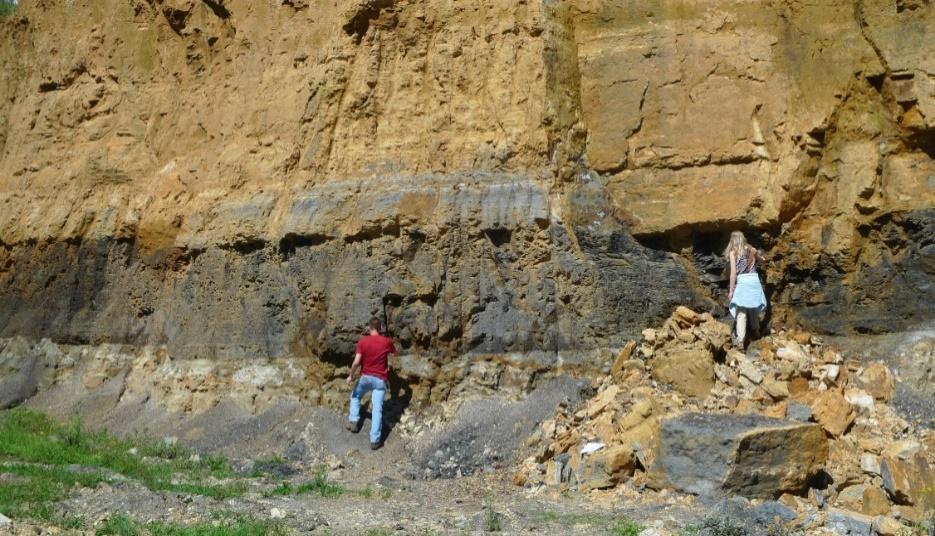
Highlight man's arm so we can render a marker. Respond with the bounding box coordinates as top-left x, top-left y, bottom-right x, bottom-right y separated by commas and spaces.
347, 352, 362, 384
